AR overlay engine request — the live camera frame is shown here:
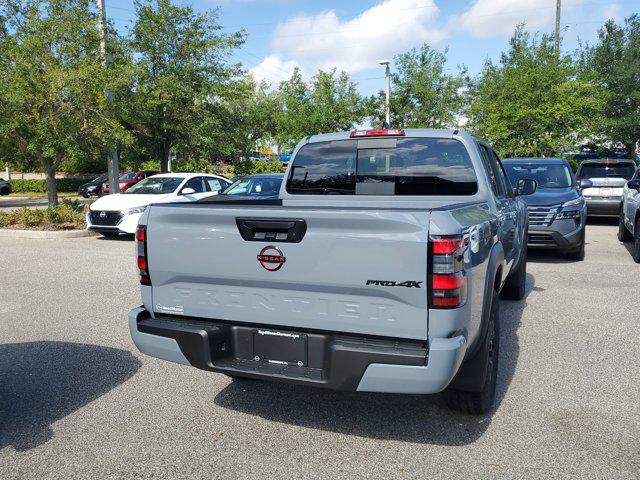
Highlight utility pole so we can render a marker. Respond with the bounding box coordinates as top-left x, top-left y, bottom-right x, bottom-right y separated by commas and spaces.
378, 59, 391, 127
555, 0, 561, 60
97, 0, 120, 194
